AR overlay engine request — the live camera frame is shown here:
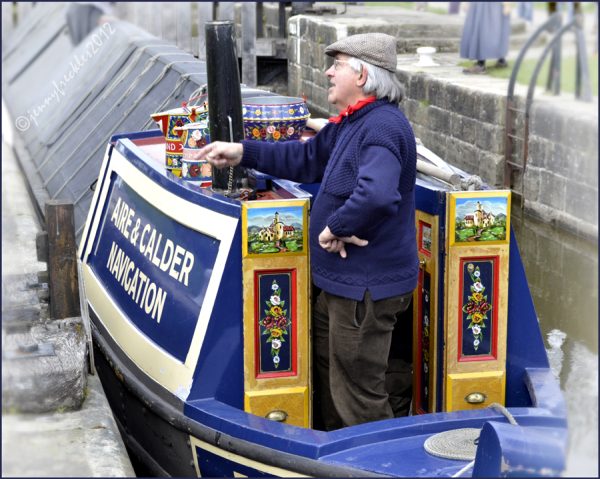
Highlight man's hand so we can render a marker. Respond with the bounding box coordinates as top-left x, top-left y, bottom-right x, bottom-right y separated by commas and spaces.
318, 226, 368, 259
194, 141, 243, 169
